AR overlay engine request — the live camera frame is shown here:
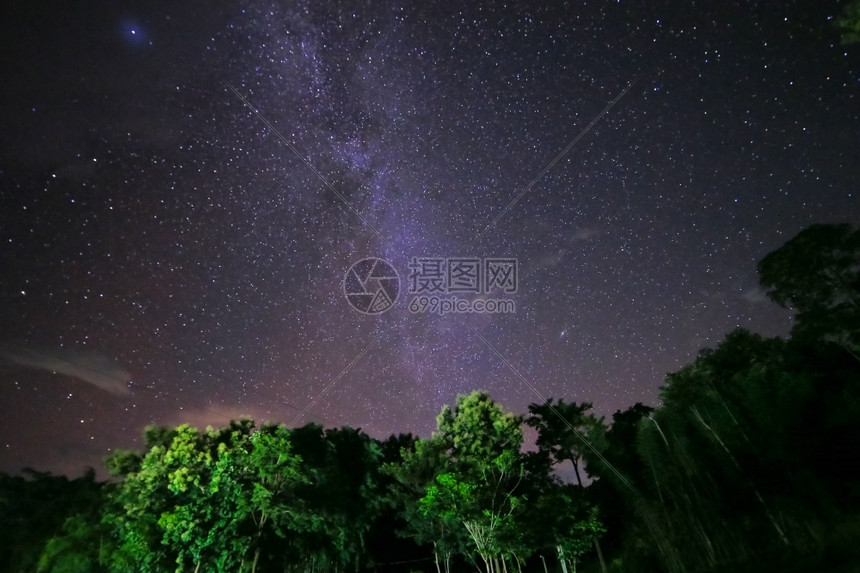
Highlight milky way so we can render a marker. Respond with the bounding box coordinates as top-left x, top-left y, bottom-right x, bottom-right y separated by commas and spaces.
1, 1, 857, 476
